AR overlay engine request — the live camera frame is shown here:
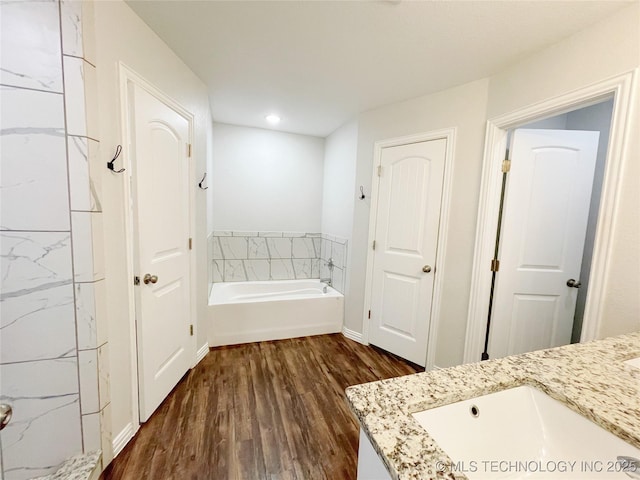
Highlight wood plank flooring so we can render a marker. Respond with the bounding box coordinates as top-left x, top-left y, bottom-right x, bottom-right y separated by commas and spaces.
101, 334, 420, 480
